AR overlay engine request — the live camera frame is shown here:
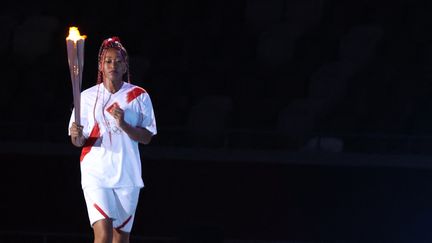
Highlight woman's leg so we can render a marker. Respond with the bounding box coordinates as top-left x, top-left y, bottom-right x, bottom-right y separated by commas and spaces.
113, 228, 130, 243
93, 218, 113, 243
